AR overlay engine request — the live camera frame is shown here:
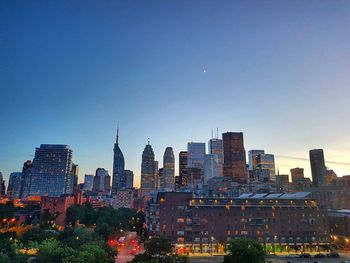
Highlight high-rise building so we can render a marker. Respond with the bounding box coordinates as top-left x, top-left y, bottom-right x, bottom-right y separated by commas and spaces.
0, 172, 5, 196
124, 170, 134, 188
141, 142, 157, 194
72, 164, 79, 192
93, 168, 111, 194
20, 160, 33, 198
83, 174, 94, 191
29, 144, 73, 197
7, 172, 22, 199
112, 127, 125, 194
179, 151, 188, 187
222, 132, 247, 183
290, 167, 304, 183
255, 154, 276, 181
309, 149, 326, 187
163, 147, 175, 190
248, 150, 265, 171
174, 176, 180, 191
276, 174, 290, 192
209, 138, 223, 177
204, 154, 219, 183
158, 168, 164, 189
187, 142, 205, 186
